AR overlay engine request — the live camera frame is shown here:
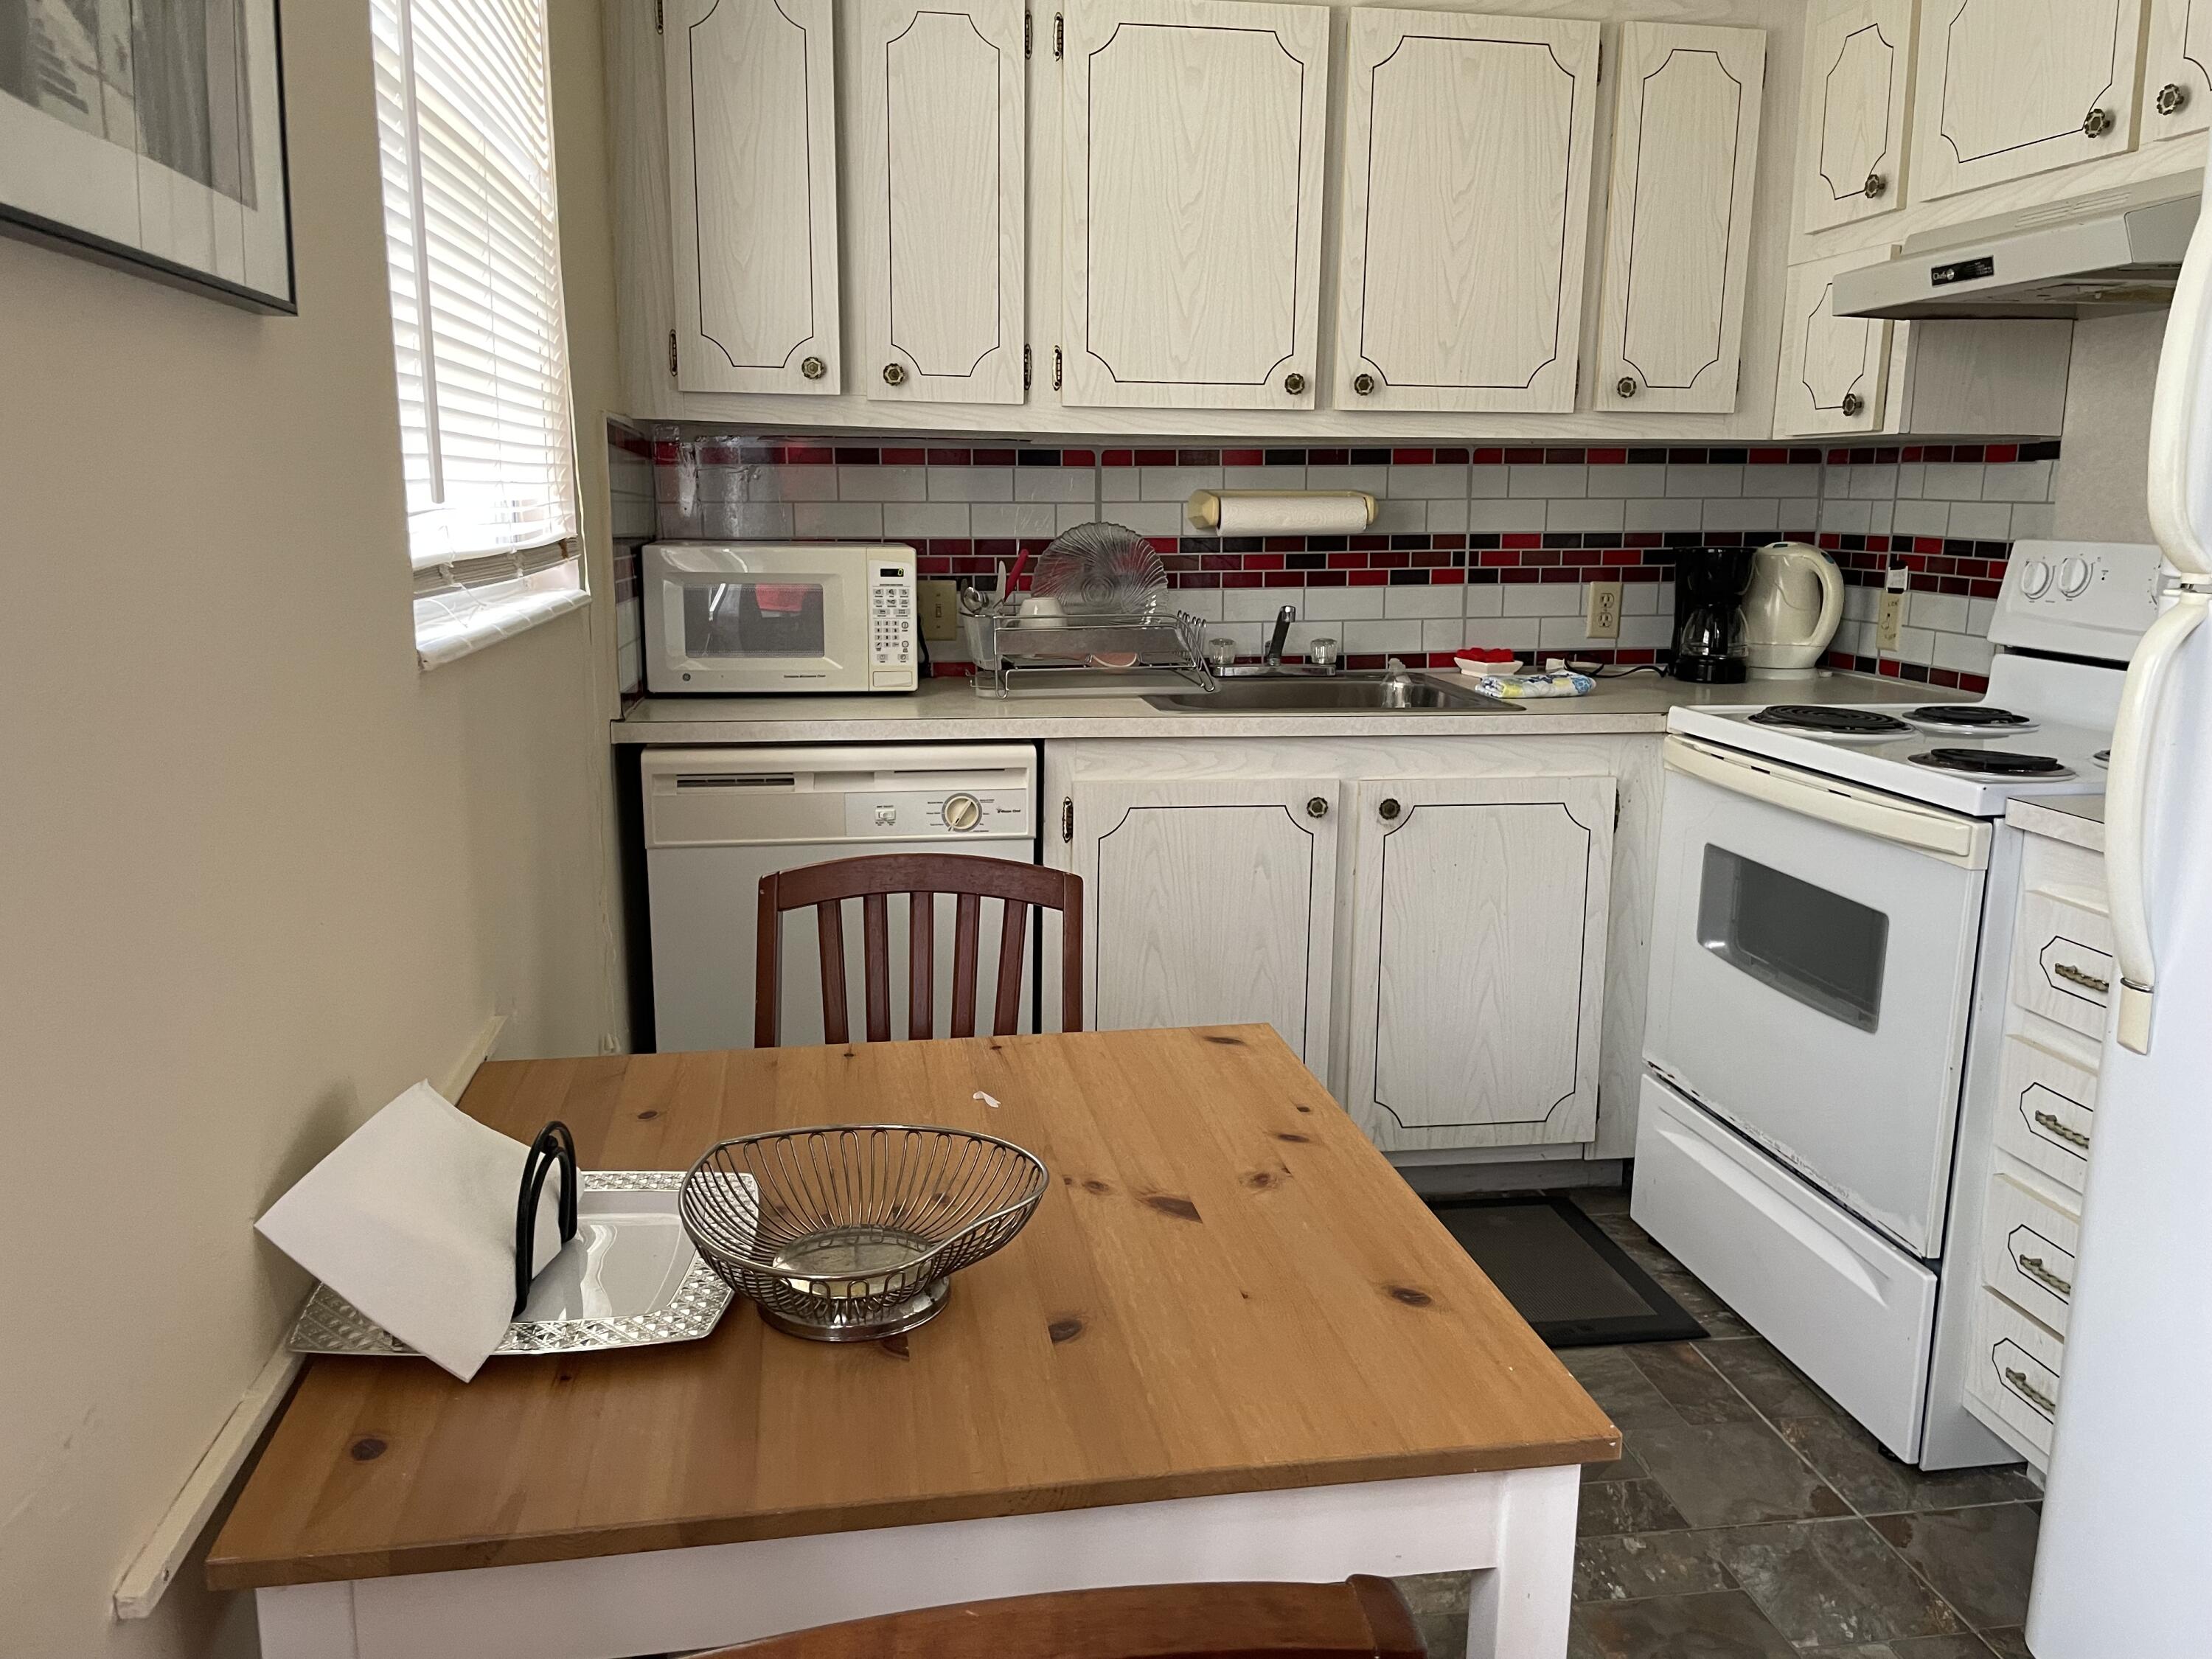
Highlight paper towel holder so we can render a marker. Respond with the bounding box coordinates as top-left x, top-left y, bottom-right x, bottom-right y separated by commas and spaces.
1184, 489, 1378, 532
514, 1121, 580, 1315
